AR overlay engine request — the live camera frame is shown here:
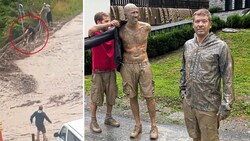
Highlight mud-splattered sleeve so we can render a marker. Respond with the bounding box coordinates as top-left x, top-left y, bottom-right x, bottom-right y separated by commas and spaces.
219, 42, 235, 107
179, 45, 186, 98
